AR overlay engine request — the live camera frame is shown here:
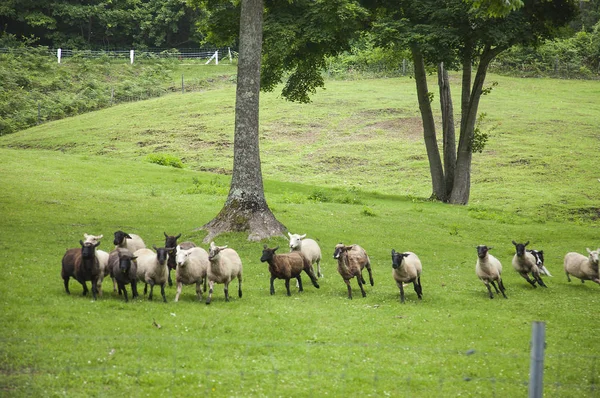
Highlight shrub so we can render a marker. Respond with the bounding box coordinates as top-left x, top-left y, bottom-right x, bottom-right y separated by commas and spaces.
145, 153, 183, 168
